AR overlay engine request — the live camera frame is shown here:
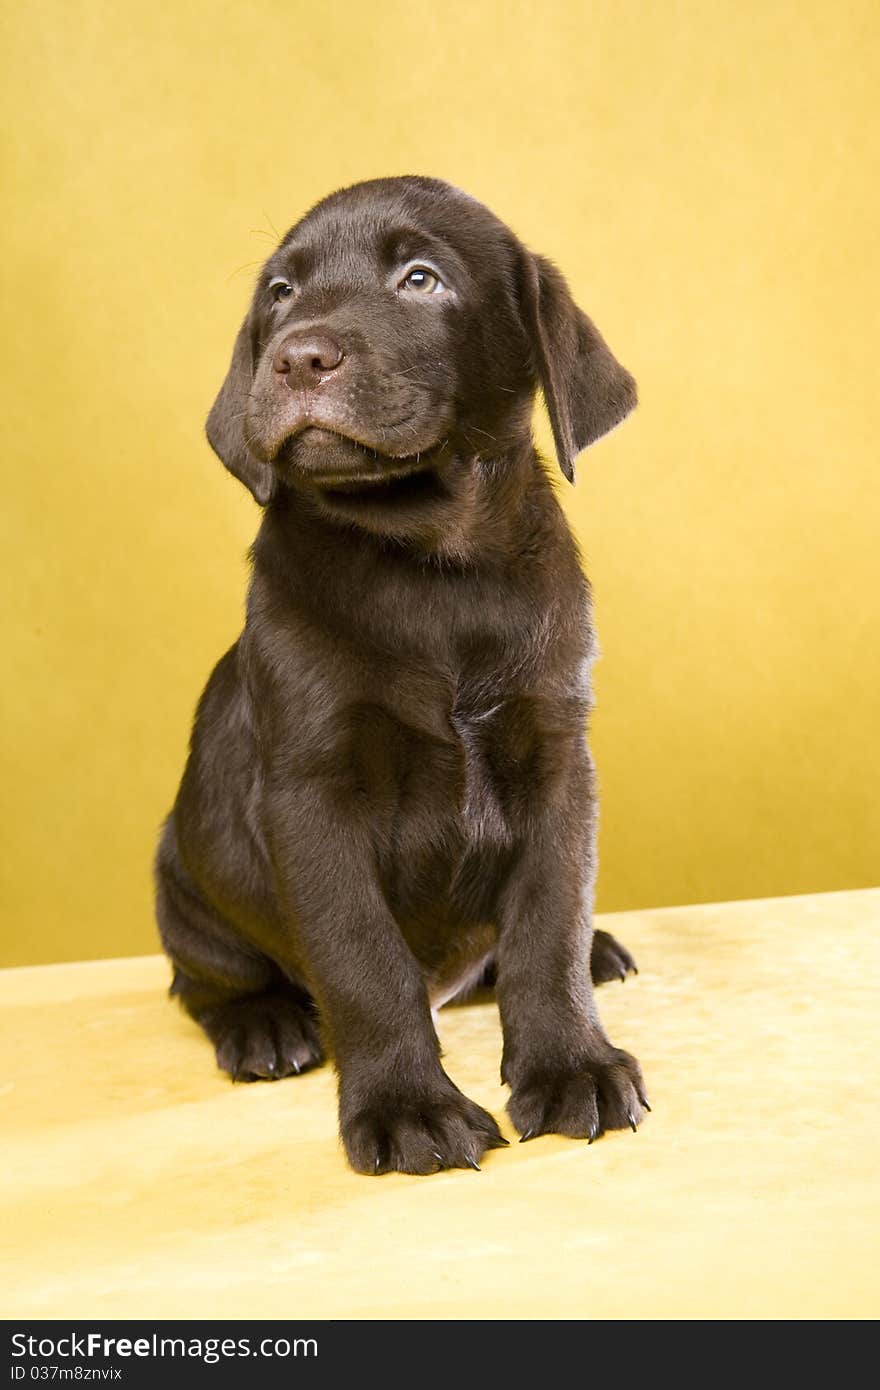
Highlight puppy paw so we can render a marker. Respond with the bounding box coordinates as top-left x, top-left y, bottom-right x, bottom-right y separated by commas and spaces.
508, 1046, 649, 1142
591, 929, 638, 985
203, 988, 323, 1081
342, 1085, 508, 1176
